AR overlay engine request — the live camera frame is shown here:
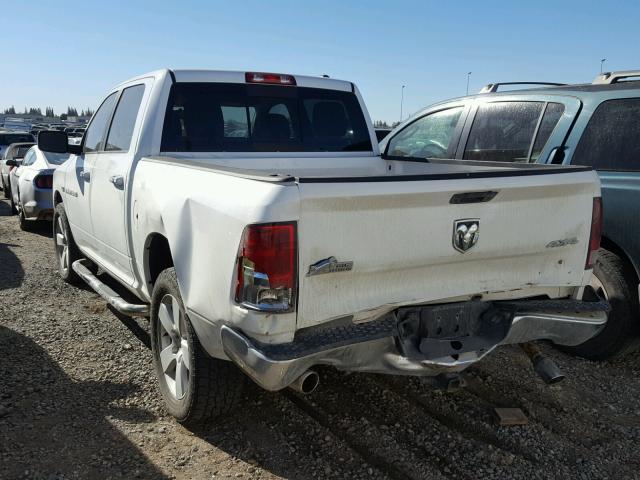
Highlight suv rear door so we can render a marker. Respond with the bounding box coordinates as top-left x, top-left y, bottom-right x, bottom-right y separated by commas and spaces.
457, 95, 582, 164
